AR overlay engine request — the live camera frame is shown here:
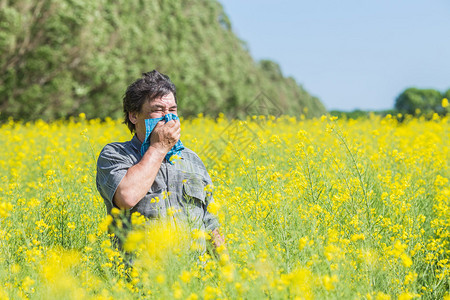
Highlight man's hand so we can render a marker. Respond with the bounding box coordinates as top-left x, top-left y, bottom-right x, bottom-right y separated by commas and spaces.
211, 228, 226, 249
211, 228, 230, 261
149, 119, 181, 154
